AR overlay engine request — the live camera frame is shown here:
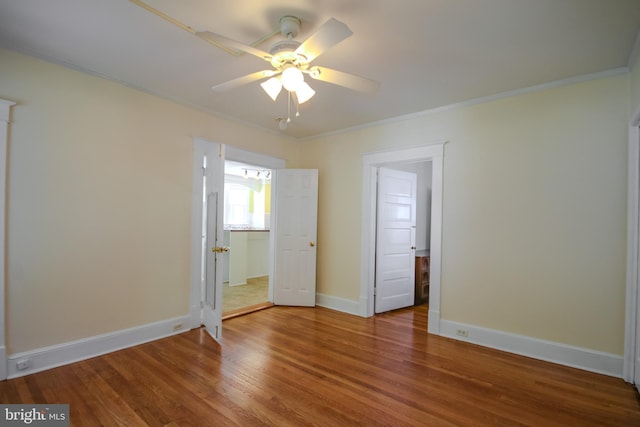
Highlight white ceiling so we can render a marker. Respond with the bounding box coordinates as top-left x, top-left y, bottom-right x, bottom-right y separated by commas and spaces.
1, 0, 639, 138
